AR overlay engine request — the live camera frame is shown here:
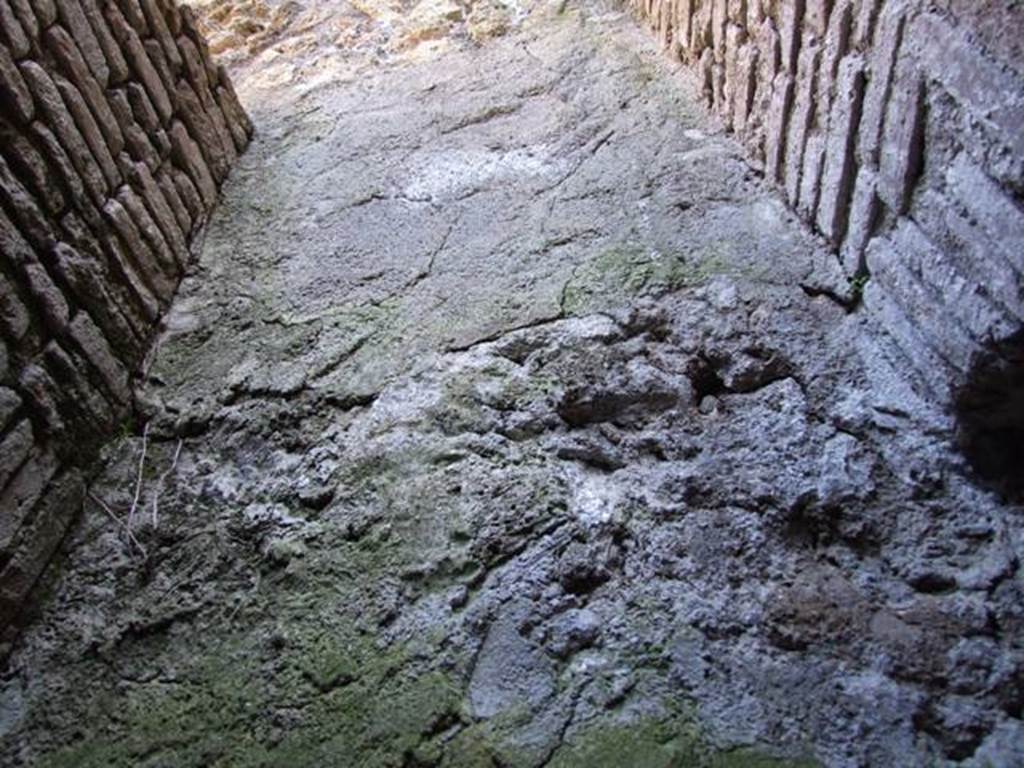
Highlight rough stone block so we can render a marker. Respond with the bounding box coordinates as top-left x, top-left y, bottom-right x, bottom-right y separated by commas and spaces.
215, 84, 249, 153
80, 0, 130, 84
860, 268, 958, 398
746, 0, 763, 28
0, 271, 30, 342
104, 1, 173, 124
816, 54, 865, 244
175, 78, 232, 181
124, 80, 161, 132
98, 231, 161, 322
839, 167, 879, 275
733, 39, 758, 135
866, 230, 976, 373
169, 118, 217, 206
117, 184, 179, 277
43, 340, 117, 435
29, 121, 94, 211
0, 386, 21, 432
52, 0, 109, 85
887, 216, 1015, 344
0, 419, 33, 492
206, 91, 238, 167
779, 0, 805, 74
181, 5, 219, 84
17, 362, 65, 440
67, 311, 131, 406
46, 25, 126, 158
7, 0, 39, 44
675, 0, 693, 57
107, 88, 160, 171
102, 196, 176, 302
51, 242, 141, 356
657, 0, 672, 47
817, 0, 852, 114
153, 126, 171, 159
877, 63, 924, 215
132, 161, 189, 267
0, 39, 33, 123
856, 2, 904, 168
143, 38, 178, 106
754, 16, 780, 107
60, 210, 151, 337
912, 11, 1024, 167
797, 131, 825, 222
0, 207, 69, 335
852, 0, 881, 50
139, 0, 182, 72
690, 0, 712, 54
159, 0, 182, 36
711, 61, 725, 113
23, 262, 70, 336
0, 125, 65, 215
53, 73, 122, 191
945, 153, 1024, 277
0, 448, 58, 556
804, 0, 834, 37
783, 39, 820, 206
28, 0, 57, 27
0, 152, 57, 251
116, 0, 149, 35
0, 468, 84, 630
911, 189, 1024, 324
712, 0, 728, 63
764, 71, 793, 183
0, 2, 30, 58
696, 44, 711, 104
216, 66, 251, 137
156, 165, 191, 234
723, 22, 745, 127
177, 34, 212, 106
171, 165, 203, 222
19, 61, 109, 205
